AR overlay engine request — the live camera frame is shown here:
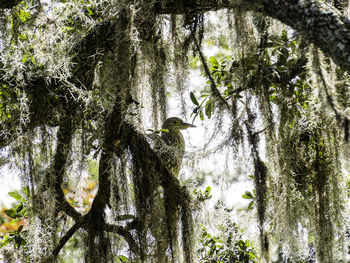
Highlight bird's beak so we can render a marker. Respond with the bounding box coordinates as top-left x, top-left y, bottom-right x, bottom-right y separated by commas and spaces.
183, 122, 196, 128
